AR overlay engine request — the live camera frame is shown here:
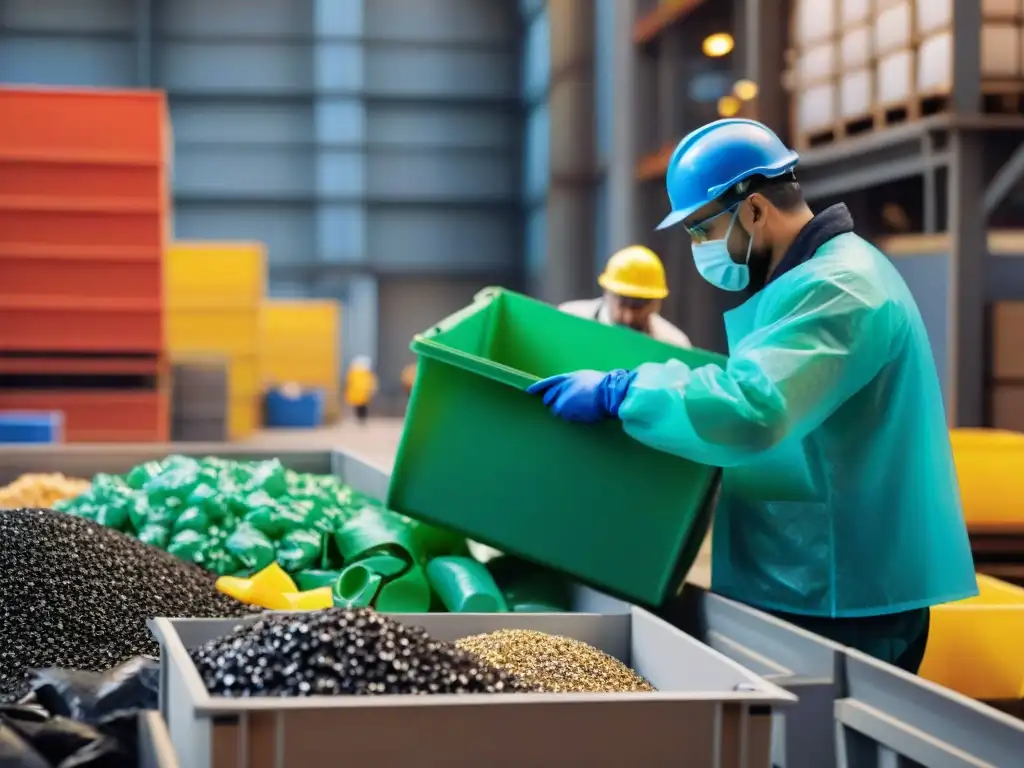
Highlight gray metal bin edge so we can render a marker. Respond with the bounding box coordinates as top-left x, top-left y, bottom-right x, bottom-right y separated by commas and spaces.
836, 648, 1024, 768
12, 447, 1021, 765
151, 610, 795, 768
329, 448, 390, 500
667, 586, 846, 768
0, 444, 337, 484
138, 711, 182, 768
